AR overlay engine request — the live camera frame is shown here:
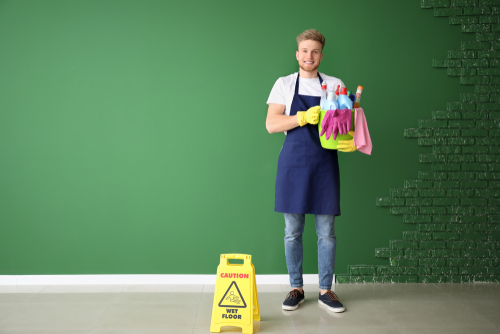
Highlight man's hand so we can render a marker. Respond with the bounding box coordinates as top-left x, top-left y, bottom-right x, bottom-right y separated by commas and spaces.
337, 131, 357, 152
296, 106, 320, 127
